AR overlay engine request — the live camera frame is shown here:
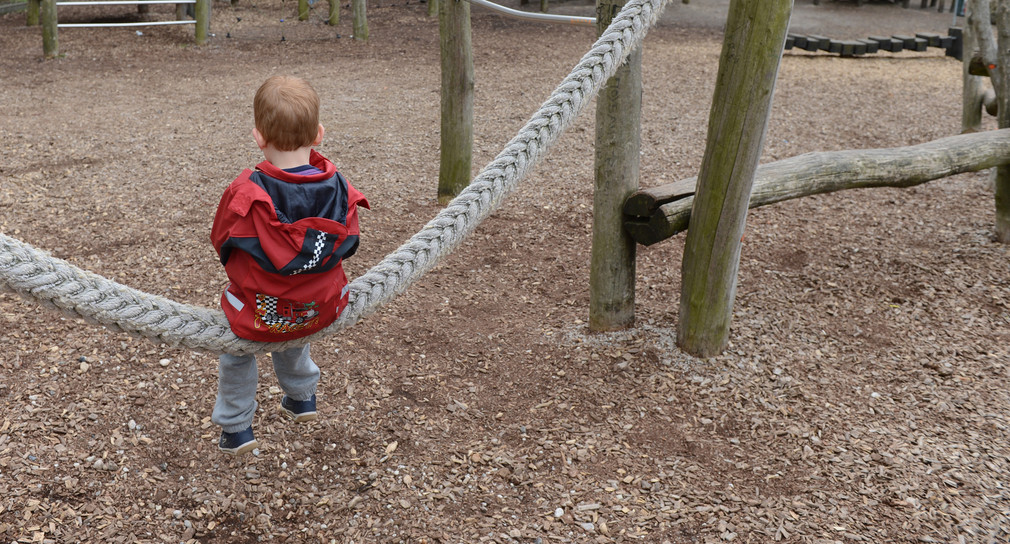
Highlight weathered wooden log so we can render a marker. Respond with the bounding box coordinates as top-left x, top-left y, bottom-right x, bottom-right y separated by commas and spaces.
26, 0, 39, 25
589, 0, 640, 331
327, 0, 339, 25
41, 0, 57, 58
624, 129, 1010, 246
437, 0, 473, 203
677, 0, 791, 357
984, 87, 998, 115
194, 0, 209, 45
969, 53, 992, 76
963, 25, 986, 131
352, 0, 368, 40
